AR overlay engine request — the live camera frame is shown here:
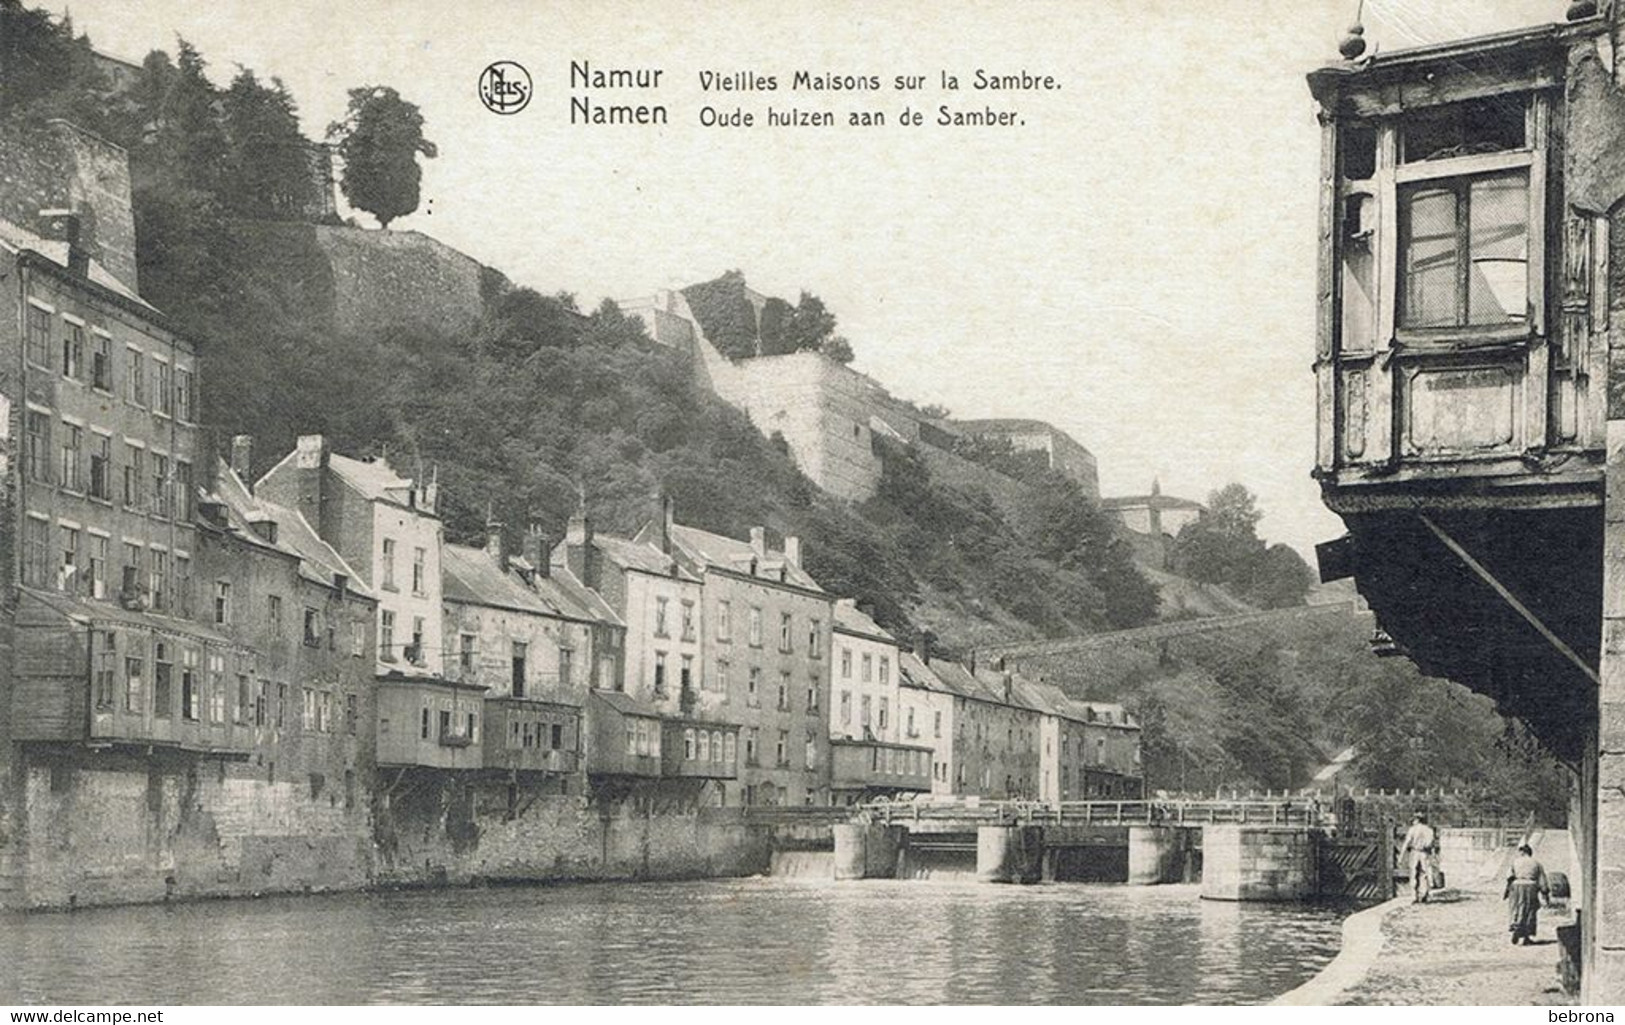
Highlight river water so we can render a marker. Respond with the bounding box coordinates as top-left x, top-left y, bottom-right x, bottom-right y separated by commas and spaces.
1, 879, 1346, 1005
